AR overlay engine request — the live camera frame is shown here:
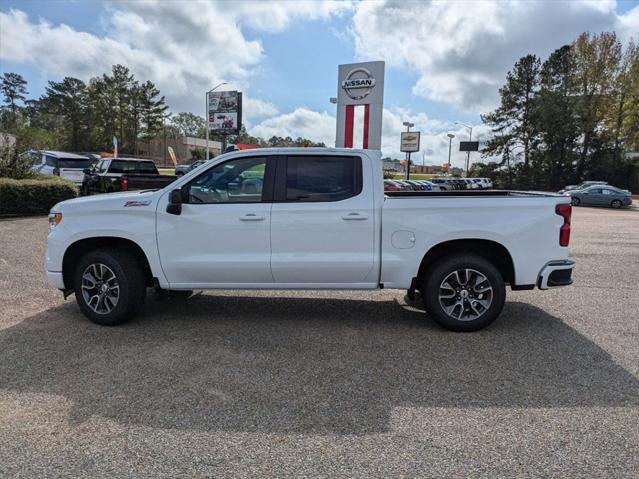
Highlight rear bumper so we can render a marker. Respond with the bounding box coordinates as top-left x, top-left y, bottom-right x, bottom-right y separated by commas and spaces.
537, 260, 575, 290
